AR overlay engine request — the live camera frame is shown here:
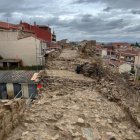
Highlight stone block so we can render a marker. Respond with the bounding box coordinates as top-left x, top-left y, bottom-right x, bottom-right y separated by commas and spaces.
13, 119, 19, 128
3, 111, 12, 124
0, 129, 5, 140
4, 123, 13, 136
